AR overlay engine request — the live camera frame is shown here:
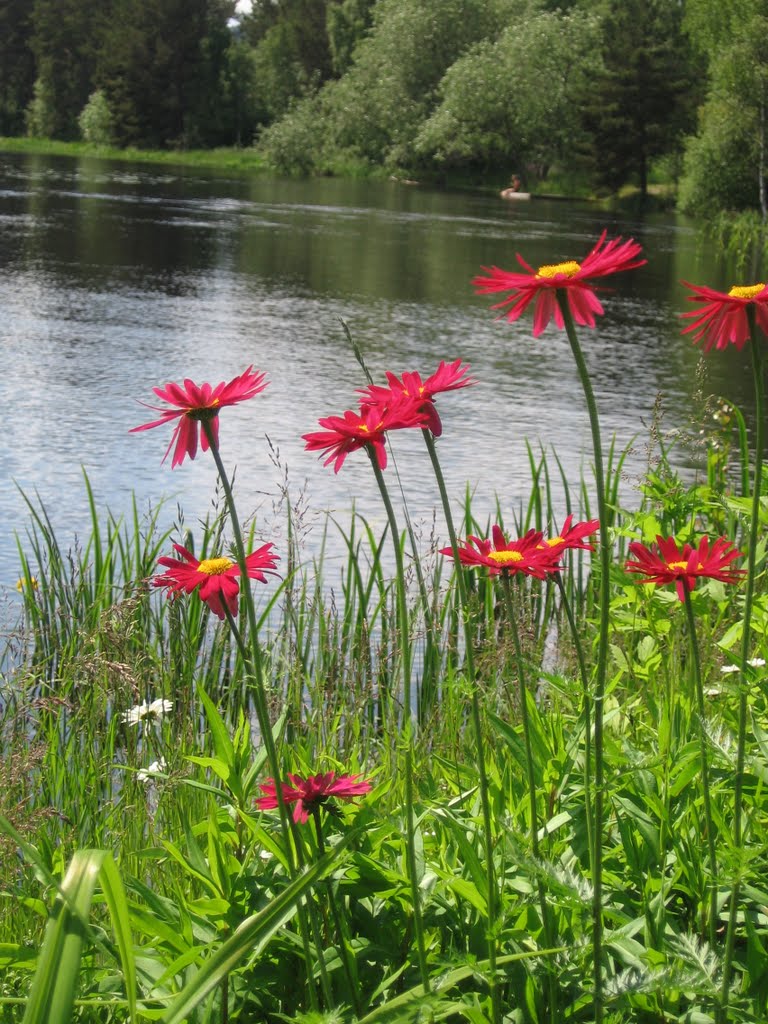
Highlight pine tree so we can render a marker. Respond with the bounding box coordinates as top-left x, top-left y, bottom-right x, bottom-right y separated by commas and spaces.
580, 0, 699, 197
29, 0, 110, 139
97, 0, 233, 147
0, 0, 36, 135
